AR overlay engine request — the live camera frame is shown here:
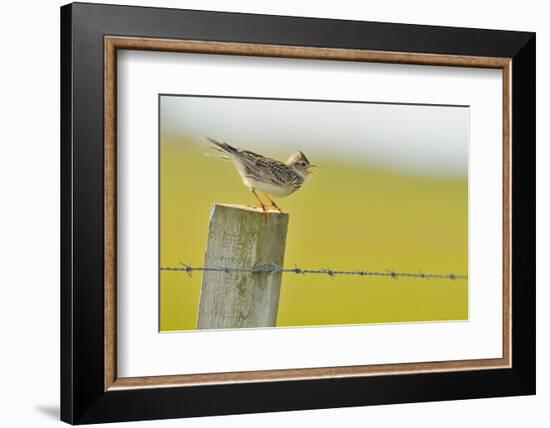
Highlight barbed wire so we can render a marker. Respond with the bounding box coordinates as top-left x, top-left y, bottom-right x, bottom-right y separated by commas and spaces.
160, 263, 467, 281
